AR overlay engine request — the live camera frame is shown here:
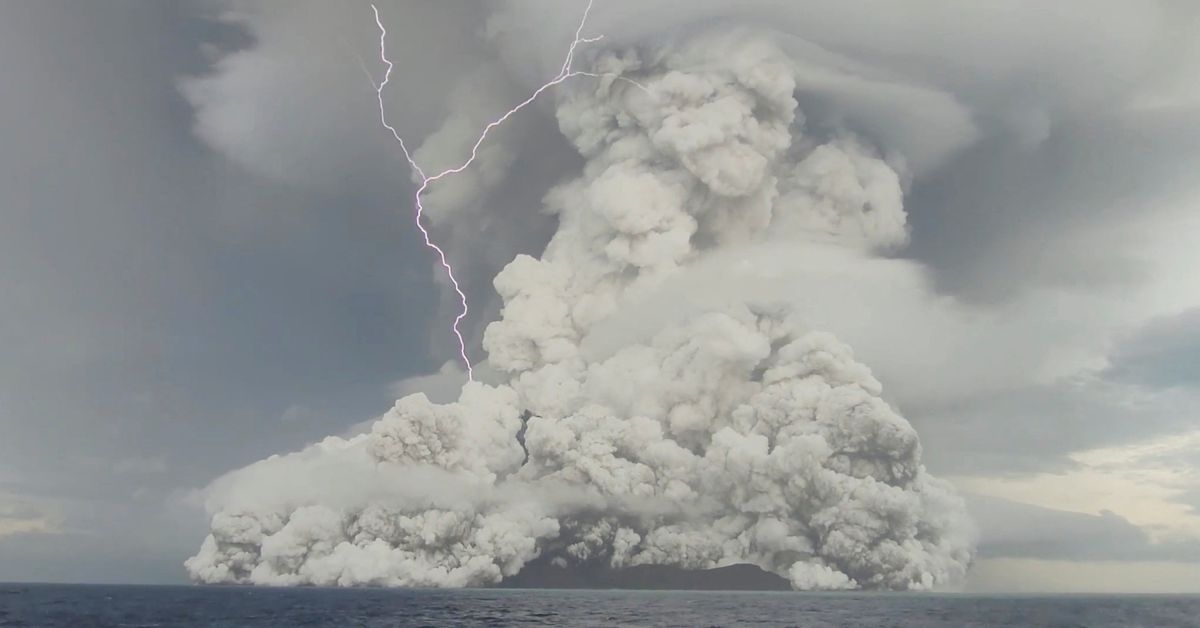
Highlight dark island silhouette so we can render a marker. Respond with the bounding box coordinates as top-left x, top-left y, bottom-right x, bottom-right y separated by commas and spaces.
499, 557, 791, 591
